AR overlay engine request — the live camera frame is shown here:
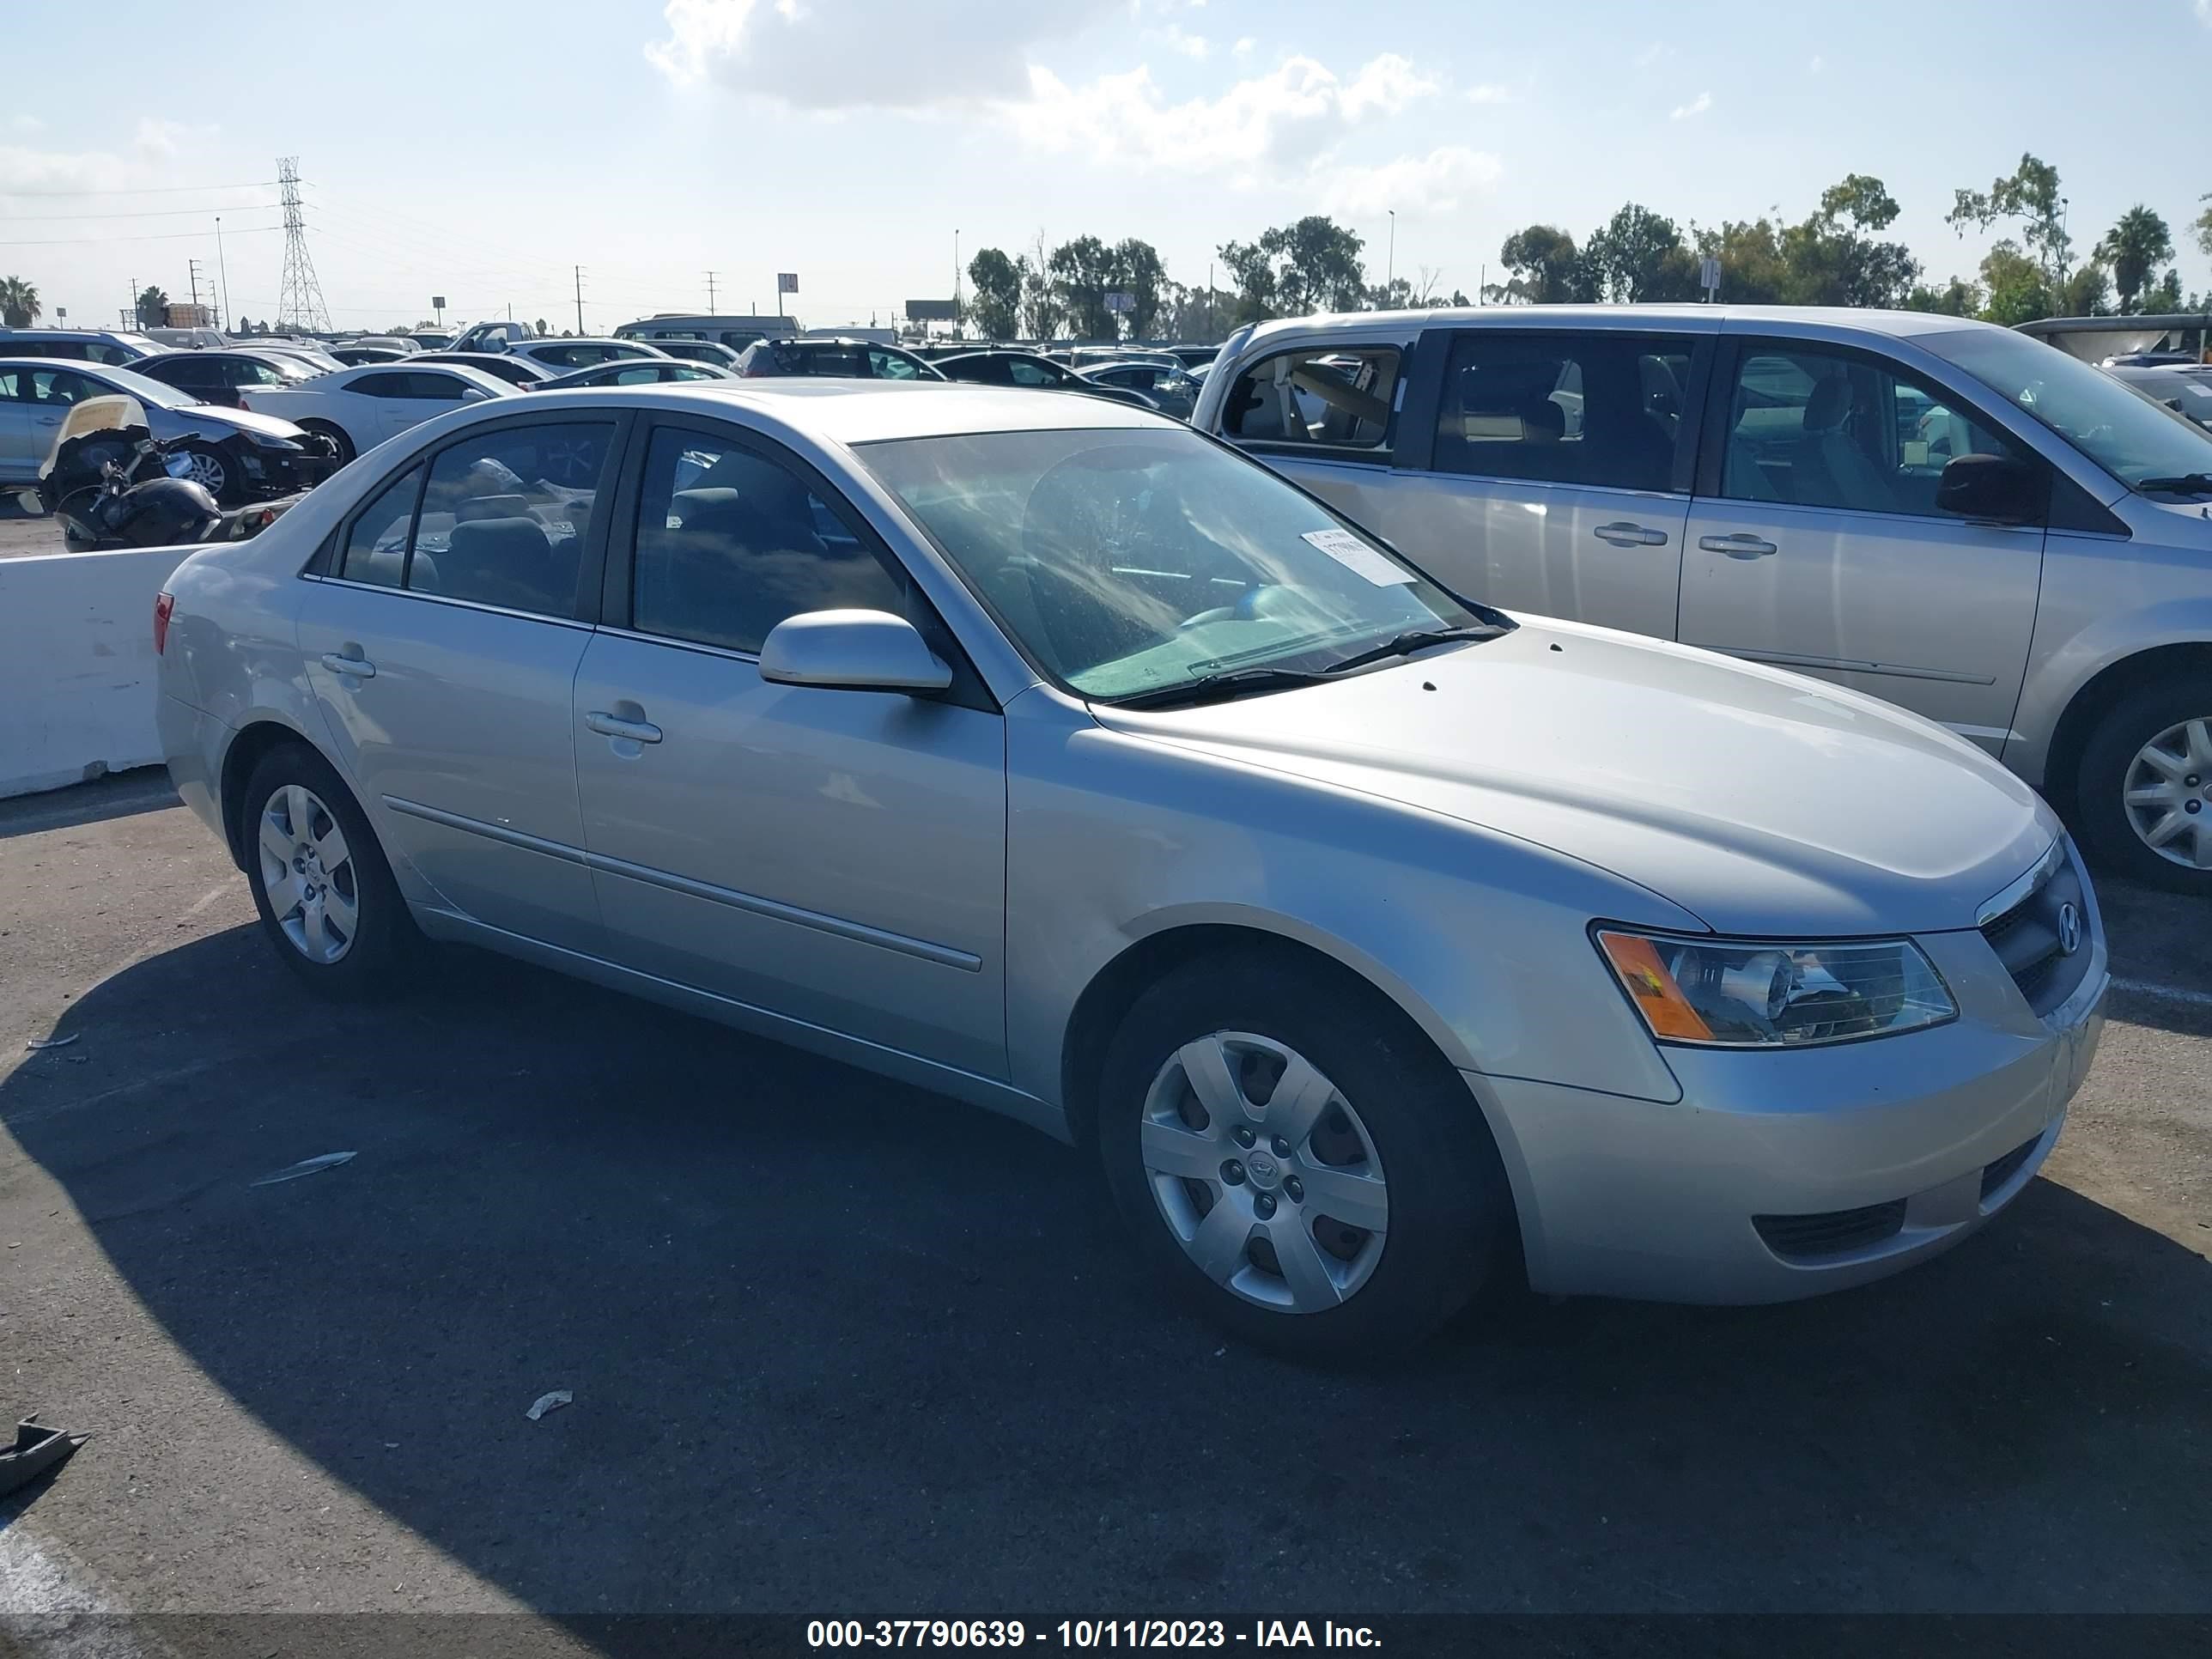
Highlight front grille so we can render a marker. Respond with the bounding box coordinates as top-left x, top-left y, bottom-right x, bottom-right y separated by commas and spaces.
1980, 846, 2094, 1018
1753, 1201, 1907, 1261
1980, 1134, 2041, 1200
